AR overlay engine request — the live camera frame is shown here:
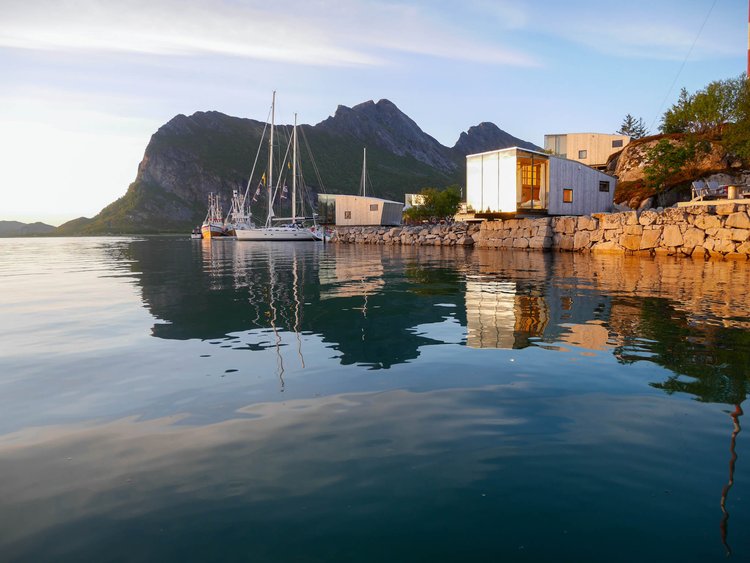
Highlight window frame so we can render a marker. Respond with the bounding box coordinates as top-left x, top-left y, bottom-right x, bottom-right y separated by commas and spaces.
578, 149, 587, 159
344, 210, 352, 219
563, 188, 573, 203
599, 181, 610, 193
